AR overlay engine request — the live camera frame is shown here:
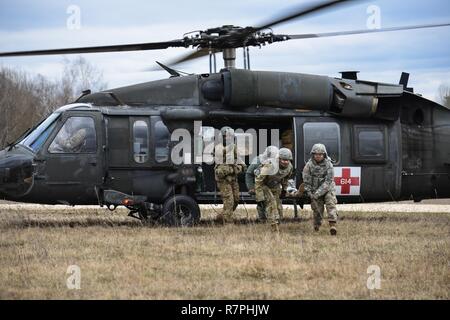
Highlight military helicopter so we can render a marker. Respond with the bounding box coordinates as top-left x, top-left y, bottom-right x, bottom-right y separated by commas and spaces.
1, 0, 449, 226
